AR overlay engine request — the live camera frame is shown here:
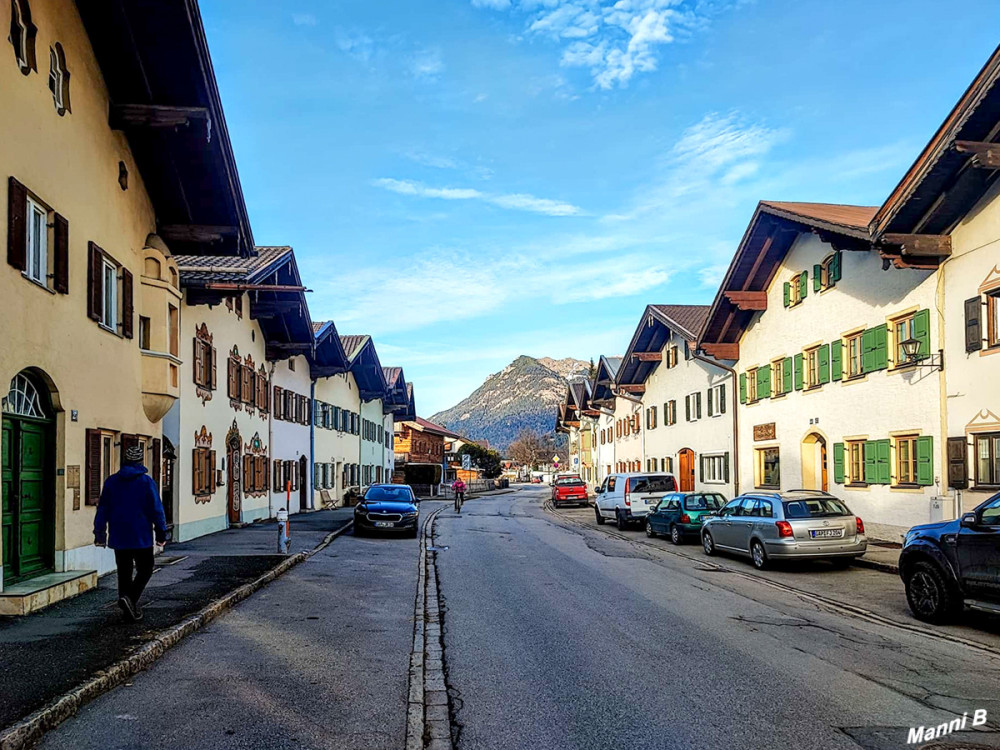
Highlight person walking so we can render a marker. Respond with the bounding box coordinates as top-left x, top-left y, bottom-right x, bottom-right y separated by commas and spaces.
94, 444, 168, 622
